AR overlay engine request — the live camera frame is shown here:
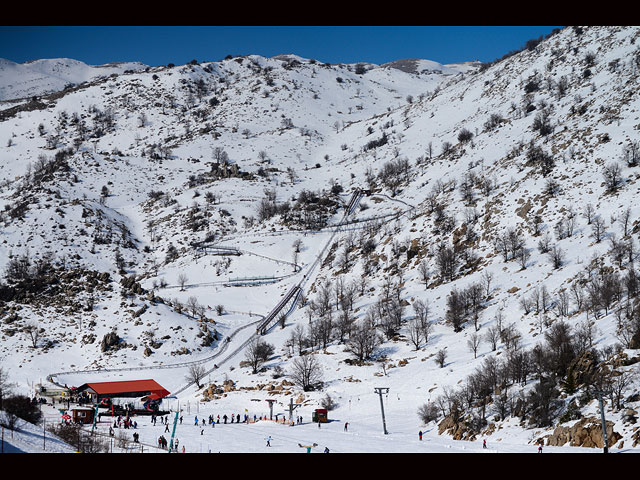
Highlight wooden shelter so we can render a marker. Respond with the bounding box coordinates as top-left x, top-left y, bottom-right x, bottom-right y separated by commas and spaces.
312, 408, 328, 423
71, 407, 95, 424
